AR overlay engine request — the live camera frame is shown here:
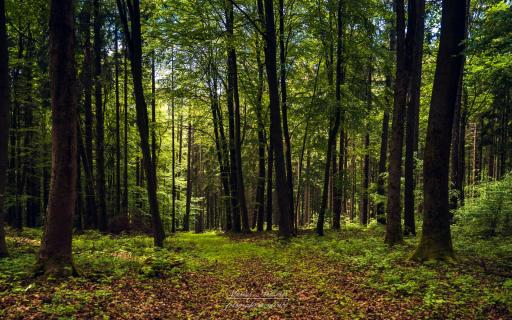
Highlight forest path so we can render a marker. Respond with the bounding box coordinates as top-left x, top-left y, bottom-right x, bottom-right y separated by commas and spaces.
1, 228, 509, 319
